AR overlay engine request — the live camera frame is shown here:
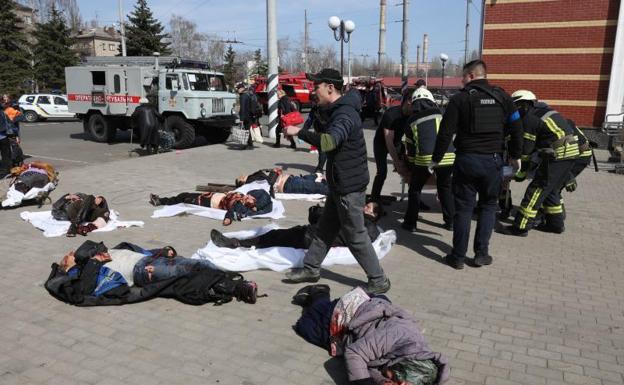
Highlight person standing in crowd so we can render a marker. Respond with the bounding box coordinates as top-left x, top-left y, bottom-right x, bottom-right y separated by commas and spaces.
275, 89, 297, 149
302, 94, 328, 174
402, 88, 455, 232
283, 68, 390, 294
131, 97, 162, 154
432, 60, 523, 270
0, 95, 20, 177
370, 92, 411, 203
498, 90, 580, 236
236, 82, 254, 150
